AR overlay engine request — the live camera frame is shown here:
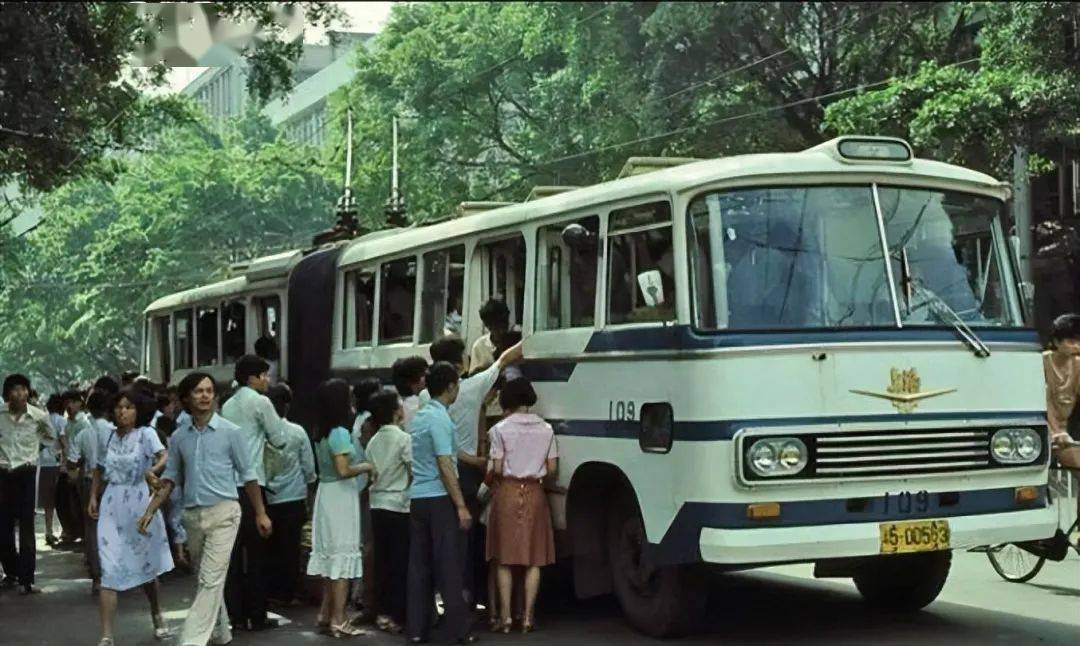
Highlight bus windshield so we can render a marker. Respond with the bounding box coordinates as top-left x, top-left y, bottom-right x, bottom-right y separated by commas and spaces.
688, 185, 1020, 331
